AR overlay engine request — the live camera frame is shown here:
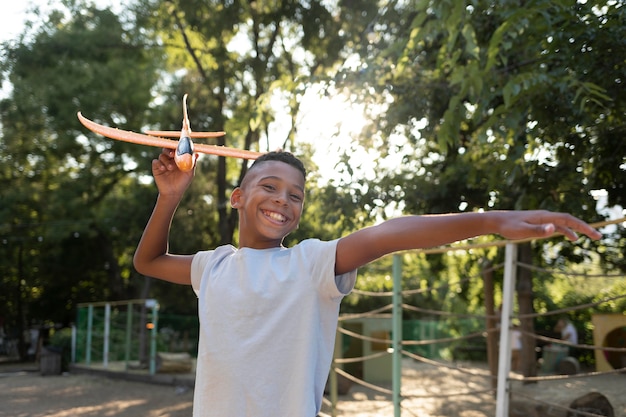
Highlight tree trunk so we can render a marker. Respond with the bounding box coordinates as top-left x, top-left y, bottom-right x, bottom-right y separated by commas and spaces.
517, 242, 537, 382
